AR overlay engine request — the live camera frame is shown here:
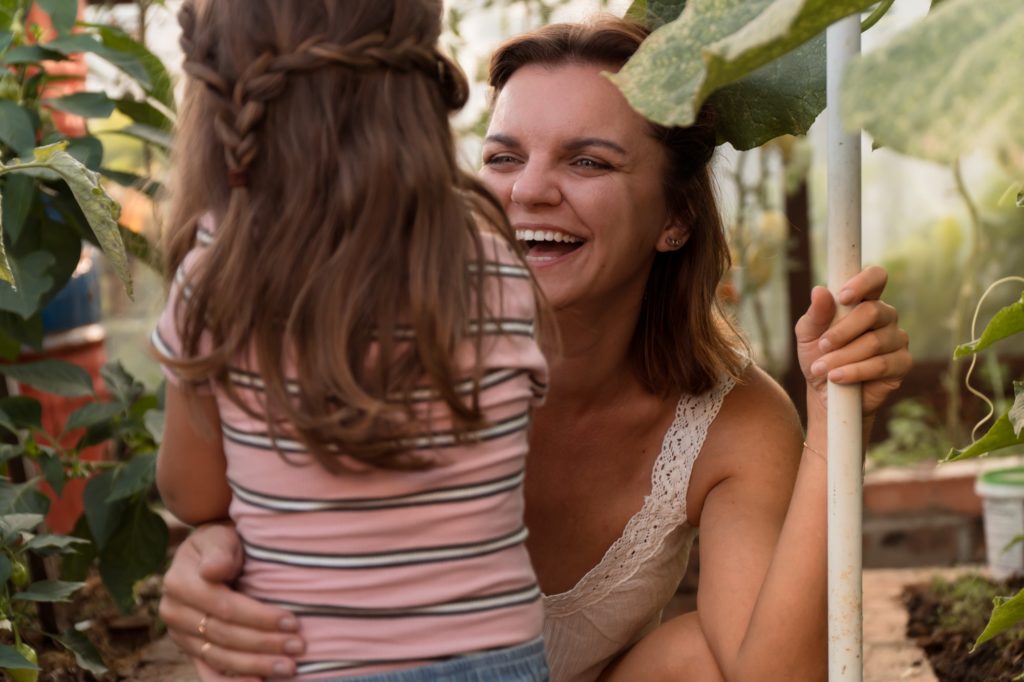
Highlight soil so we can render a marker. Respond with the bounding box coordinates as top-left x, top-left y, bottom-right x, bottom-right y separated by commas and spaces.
904, 572, 1024, 681
1, 573, 184, 682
